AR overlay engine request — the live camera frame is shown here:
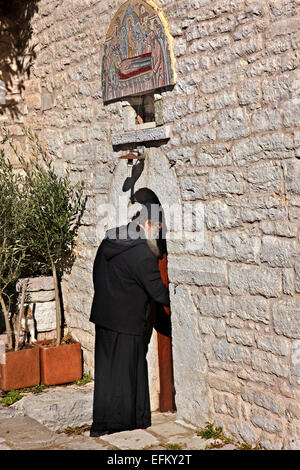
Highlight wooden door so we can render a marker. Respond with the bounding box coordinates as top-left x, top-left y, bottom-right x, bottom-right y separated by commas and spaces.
157, 253, 176, 412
